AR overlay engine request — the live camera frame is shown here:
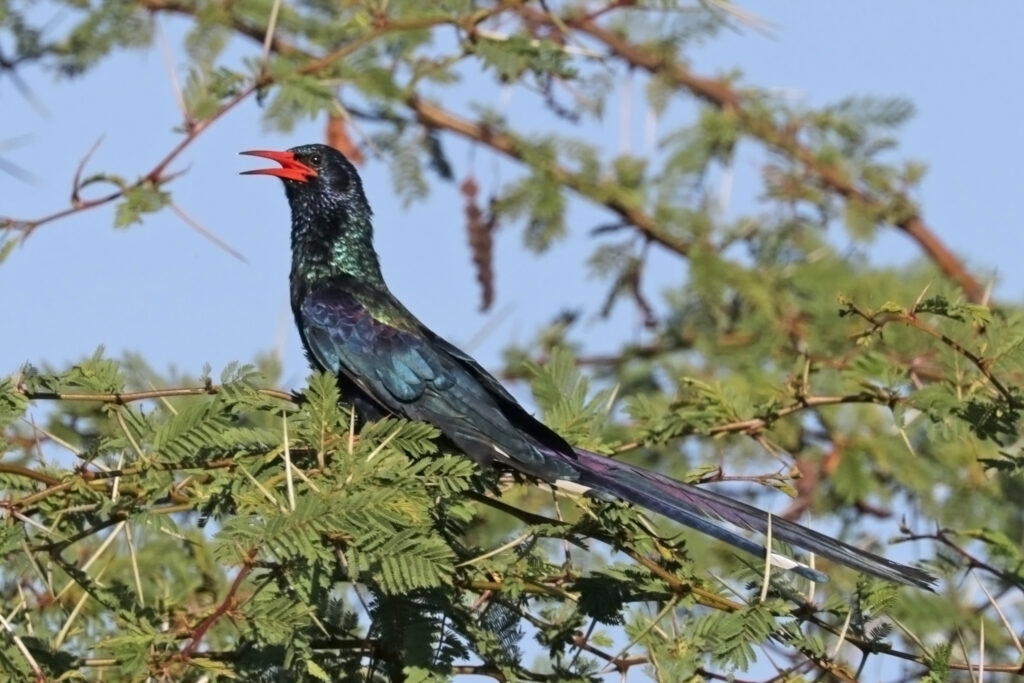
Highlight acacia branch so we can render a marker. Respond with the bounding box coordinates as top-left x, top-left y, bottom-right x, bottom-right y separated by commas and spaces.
2, 0, 983, 306
0, 611, 45, 683
842, 300, 1016, 405
0, 82, 257, 239
612, 391, 901, 454
707, 392, 902, 436
0, 463, 61, 486
523, 5, 983, 302
134, 0, 695, 259
408, 96, 693, 257
15, 383, 294, 405
4, 384, 998, 679
2, 1, 501, 241
900, 529, 1024, 590
182, 548, 258, 656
